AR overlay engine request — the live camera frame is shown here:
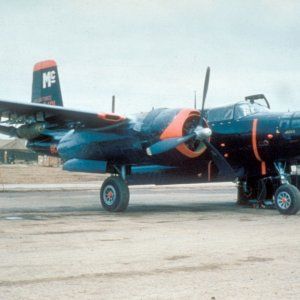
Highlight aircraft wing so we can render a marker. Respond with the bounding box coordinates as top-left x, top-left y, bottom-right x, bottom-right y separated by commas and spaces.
0, 99, 128, 129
